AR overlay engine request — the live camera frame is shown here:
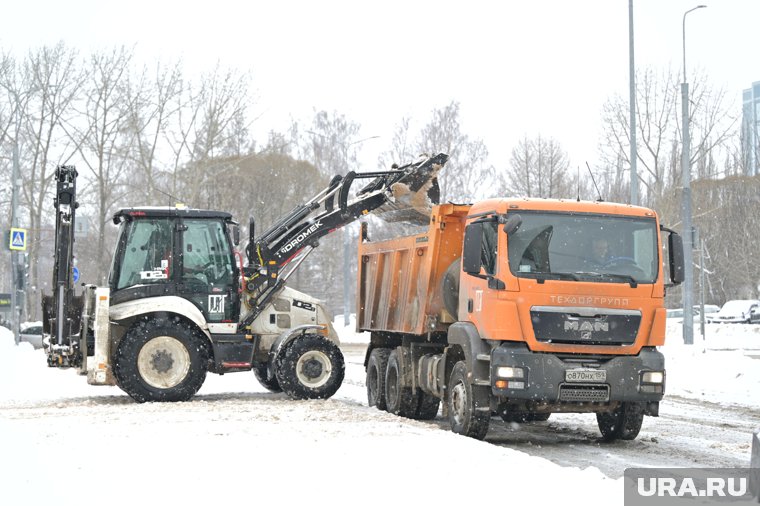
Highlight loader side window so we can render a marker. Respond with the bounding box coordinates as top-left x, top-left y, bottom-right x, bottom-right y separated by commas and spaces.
182, 219, 233, 288
116, 219, 174, 290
